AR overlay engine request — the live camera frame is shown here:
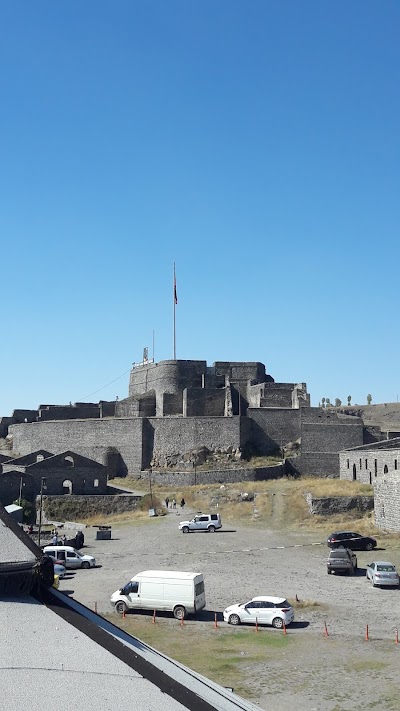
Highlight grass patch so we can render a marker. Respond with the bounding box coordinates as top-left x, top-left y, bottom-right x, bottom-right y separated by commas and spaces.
106, 476, 400, 543
105, 613, 293, 696
349, 660, 387, 672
